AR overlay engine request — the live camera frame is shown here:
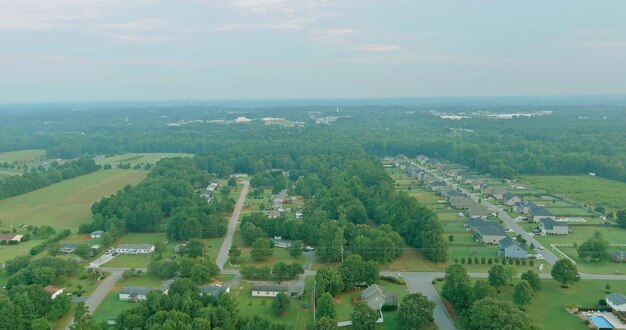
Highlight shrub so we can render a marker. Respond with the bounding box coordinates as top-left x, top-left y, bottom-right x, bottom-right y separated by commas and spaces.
481, 257, 486, 264
488, 258, 493, 265
467, 258, 473, 265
